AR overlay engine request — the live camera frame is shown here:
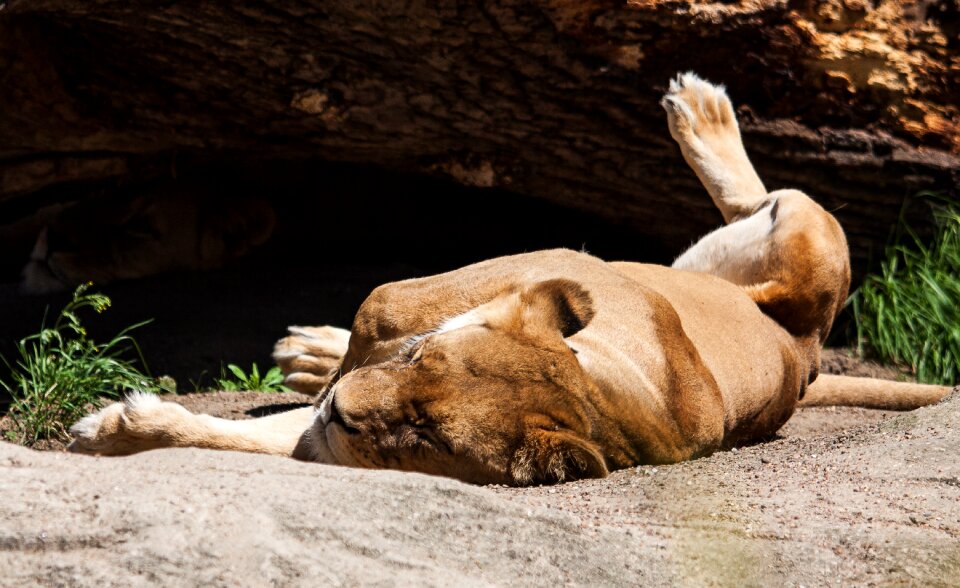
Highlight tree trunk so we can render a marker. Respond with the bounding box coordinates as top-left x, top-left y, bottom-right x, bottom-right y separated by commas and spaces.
1, 0, 957, 270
